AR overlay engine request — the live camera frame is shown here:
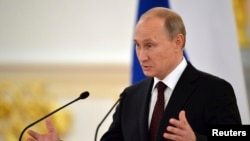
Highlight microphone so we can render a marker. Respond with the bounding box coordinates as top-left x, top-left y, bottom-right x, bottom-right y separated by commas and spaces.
19, 91, 90, 141
94, 94, 122, 141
